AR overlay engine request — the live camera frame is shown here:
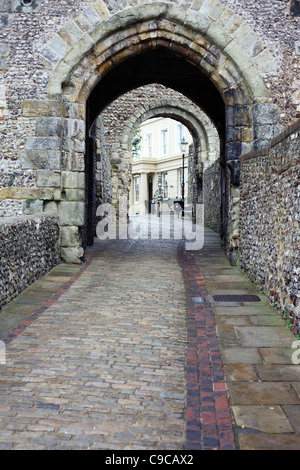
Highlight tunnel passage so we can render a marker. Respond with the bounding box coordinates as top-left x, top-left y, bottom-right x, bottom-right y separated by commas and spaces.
86, 48, 226, 134
85, 47, 226, 246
